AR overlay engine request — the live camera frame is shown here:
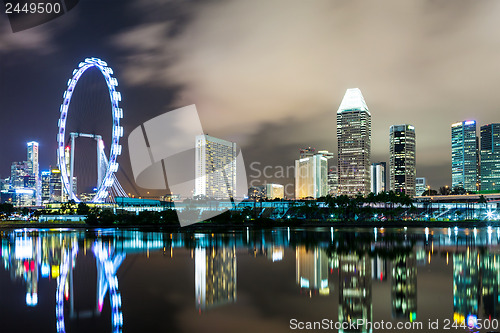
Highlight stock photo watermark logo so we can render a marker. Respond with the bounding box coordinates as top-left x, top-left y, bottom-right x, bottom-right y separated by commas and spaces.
128, 105, 247, 227
4, 0, 79, 32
